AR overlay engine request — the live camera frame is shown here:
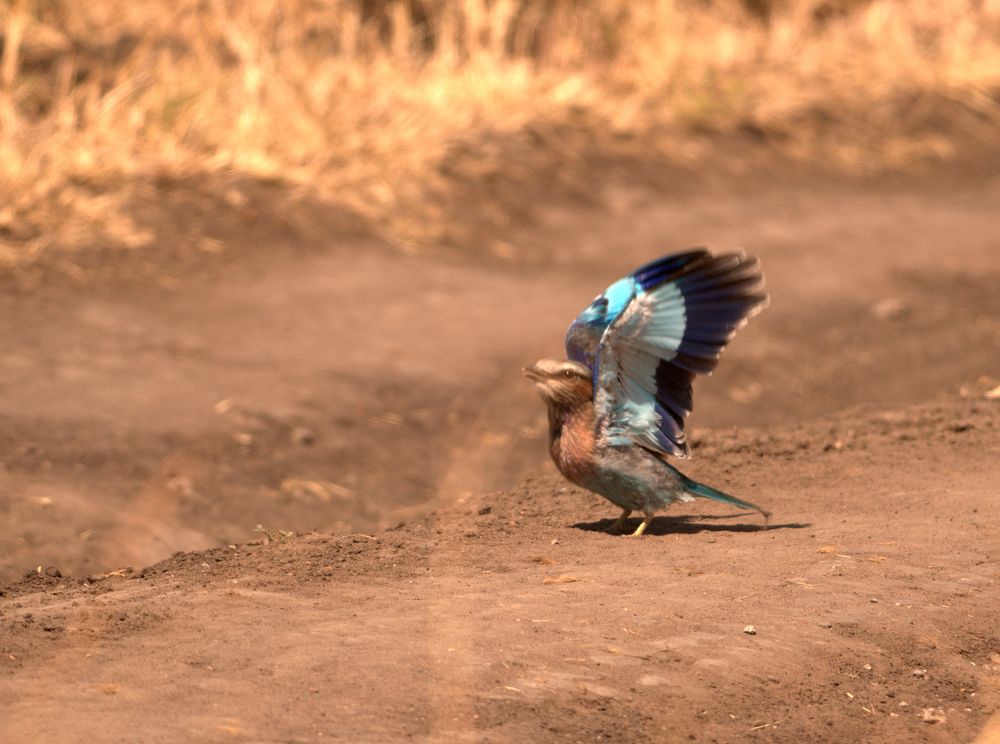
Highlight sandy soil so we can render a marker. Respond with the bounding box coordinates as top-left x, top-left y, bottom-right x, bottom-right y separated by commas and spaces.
1, 172, 998, 742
